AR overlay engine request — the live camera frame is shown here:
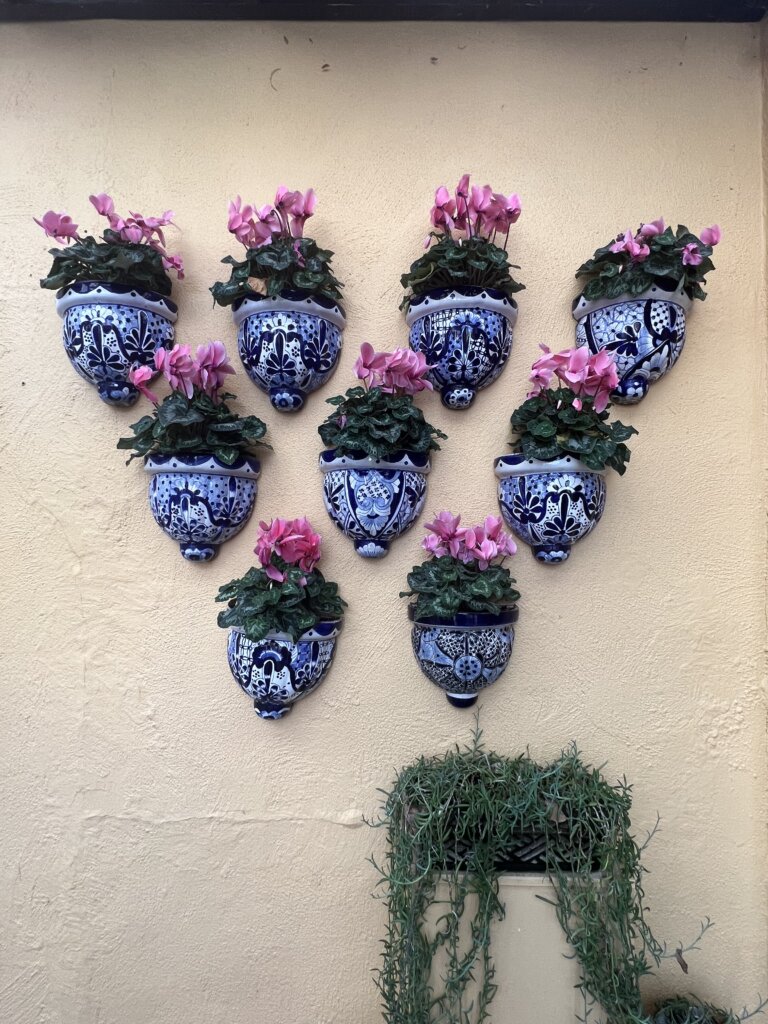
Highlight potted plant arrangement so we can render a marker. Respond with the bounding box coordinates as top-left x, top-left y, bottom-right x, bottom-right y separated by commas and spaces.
401, 512, 519, 707
494, 346, 637, 563
651, 997, 768, 1024
573, 219, 721, 403
215, 517, 346, 719
35, 193, 183, 406
210, 186, 345, 413
117, 342, 269, 561
317, 344, 446, 558
401, 174, 524, 409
